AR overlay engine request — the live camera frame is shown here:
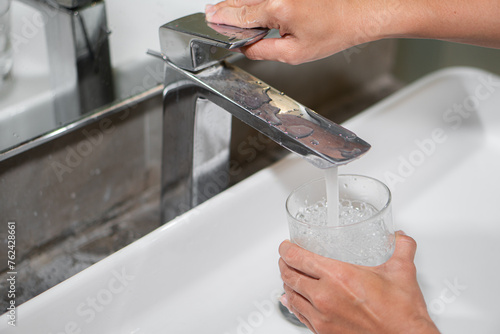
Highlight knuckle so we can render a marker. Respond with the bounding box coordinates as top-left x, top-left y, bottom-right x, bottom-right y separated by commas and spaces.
312, 293, 333, 313
305, 257, 321, 275
236, 5, 249, 24
279, 266, 291, 282
287, 58, 302, 66
266, 0, 289, 18
282, 269, 302, 287
286, 290, 297, 303
277, 54, 292, 64
276, 46, 302, 65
